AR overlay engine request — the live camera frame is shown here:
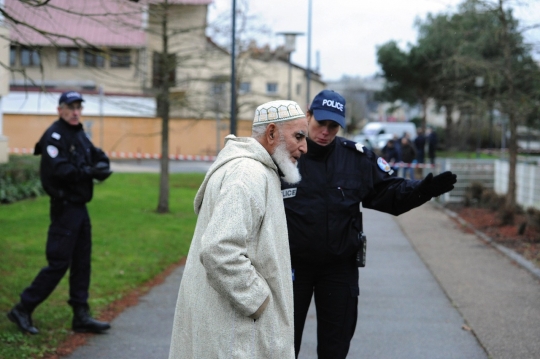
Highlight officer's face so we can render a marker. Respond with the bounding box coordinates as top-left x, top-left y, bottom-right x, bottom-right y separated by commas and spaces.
58, 101, 83, 126
307, 113, 340, 146
278, 117, 309, 164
